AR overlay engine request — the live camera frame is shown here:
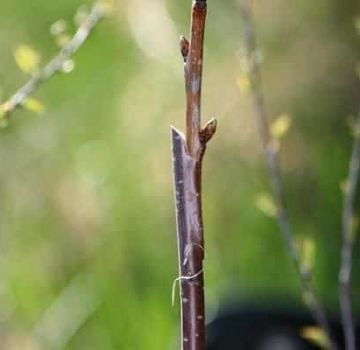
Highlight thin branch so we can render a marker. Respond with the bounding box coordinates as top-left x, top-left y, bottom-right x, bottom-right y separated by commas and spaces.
172, 1, 216, 350
239, 2, 338, 349
180, 0, 207, 157
1, 1, 108, 119
339, 109, 360, 350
